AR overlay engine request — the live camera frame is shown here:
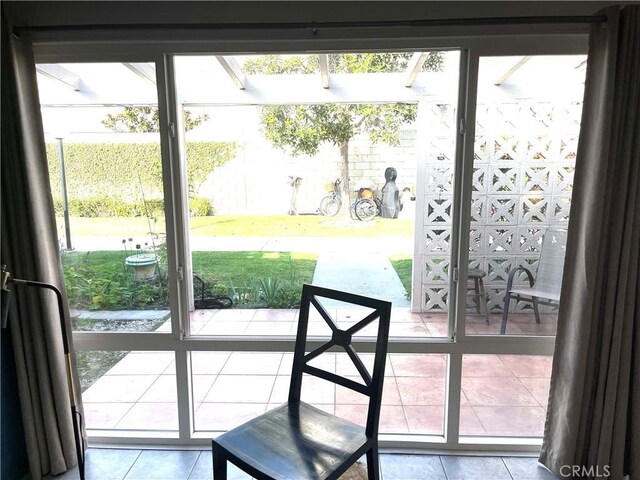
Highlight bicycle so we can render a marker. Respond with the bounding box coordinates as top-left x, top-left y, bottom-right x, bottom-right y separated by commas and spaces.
319, 178, 380, 221
319, 179, 343, 217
